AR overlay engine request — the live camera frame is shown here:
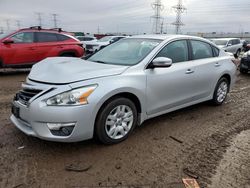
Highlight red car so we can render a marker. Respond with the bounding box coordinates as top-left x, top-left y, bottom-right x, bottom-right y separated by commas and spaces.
0, 27, 84, 68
